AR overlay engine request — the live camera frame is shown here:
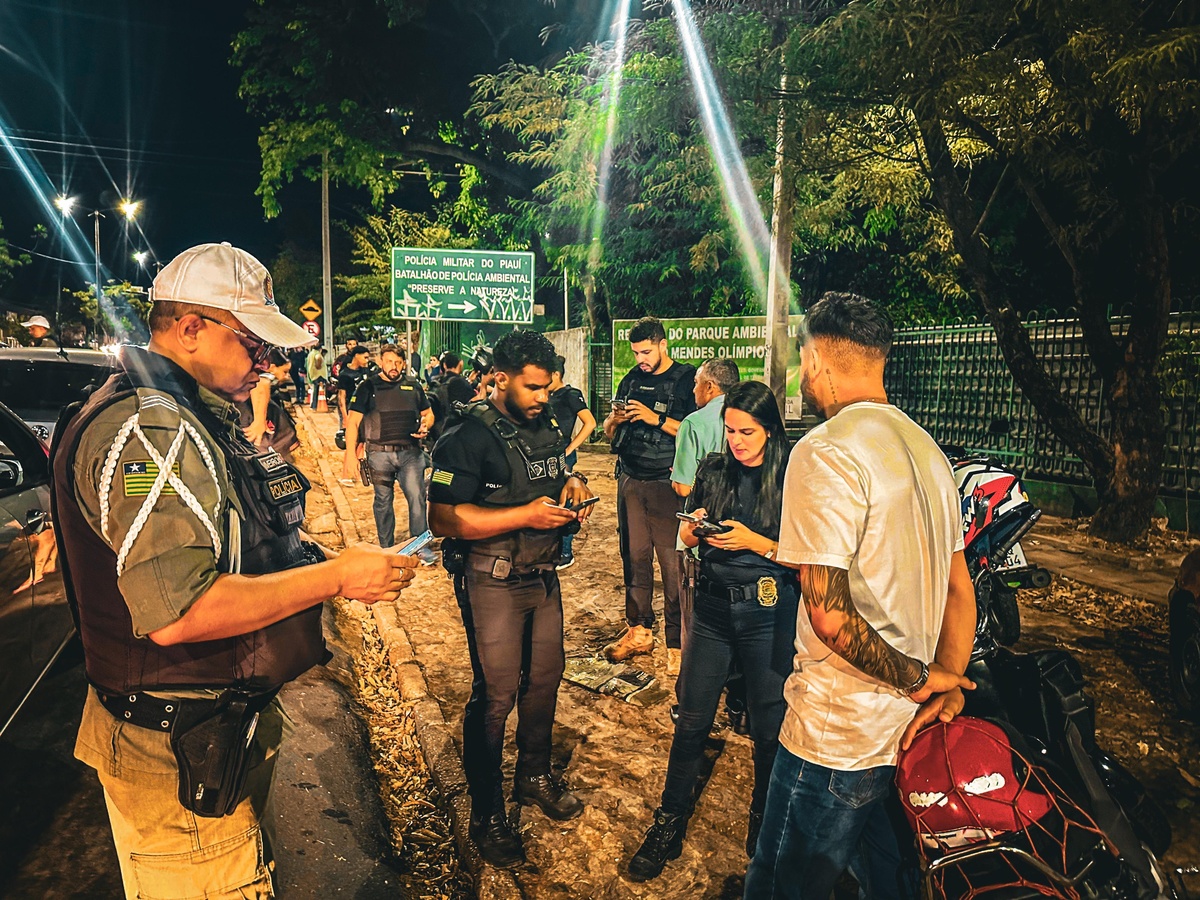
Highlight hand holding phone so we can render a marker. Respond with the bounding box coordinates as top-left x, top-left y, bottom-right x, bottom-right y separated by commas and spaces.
693, 522, 734, 538
397, 530, 433, 556
676, 511, 705, 524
